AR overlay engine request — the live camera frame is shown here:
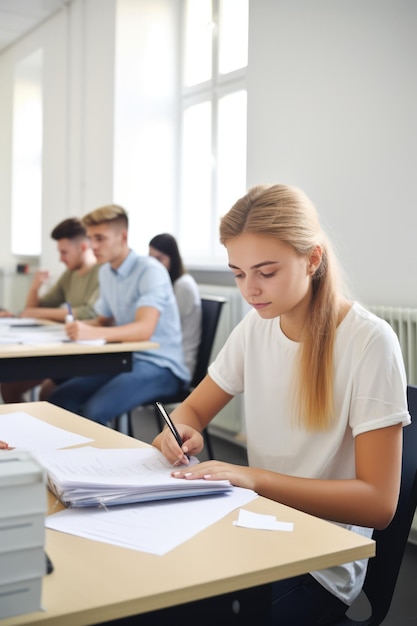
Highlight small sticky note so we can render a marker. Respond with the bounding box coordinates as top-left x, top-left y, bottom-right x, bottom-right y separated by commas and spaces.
233, 508, 294, 531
